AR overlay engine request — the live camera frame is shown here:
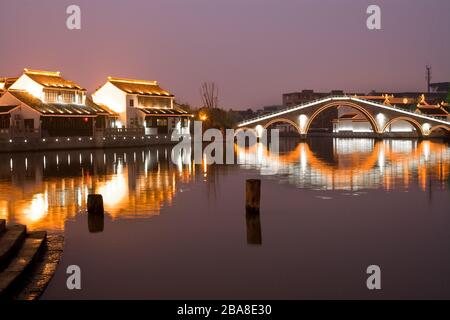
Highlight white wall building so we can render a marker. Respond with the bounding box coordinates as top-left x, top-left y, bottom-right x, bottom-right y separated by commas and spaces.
0, 69, 117, 137
93, 77, 192, 135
